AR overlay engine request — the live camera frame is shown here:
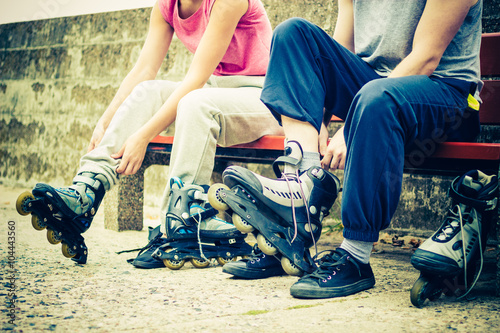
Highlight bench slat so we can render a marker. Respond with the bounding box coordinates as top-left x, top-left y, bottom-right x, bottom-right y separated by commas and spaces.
480, 32, 500, 76
479, 80, 500, 124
